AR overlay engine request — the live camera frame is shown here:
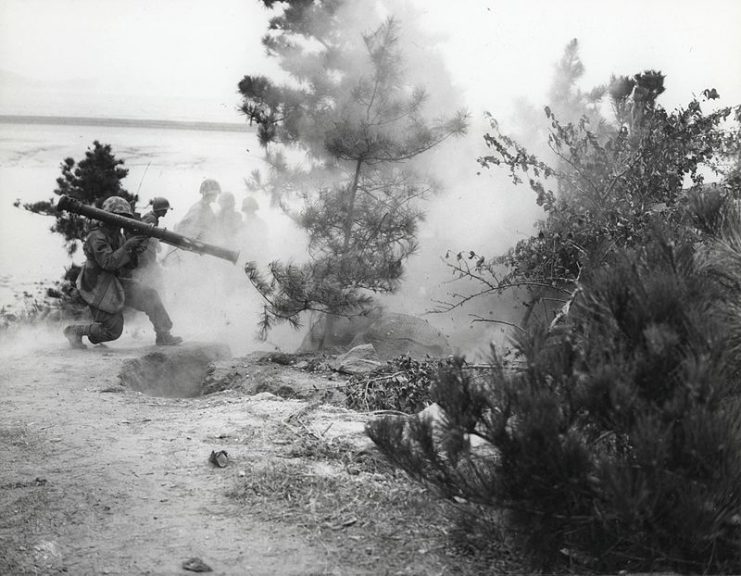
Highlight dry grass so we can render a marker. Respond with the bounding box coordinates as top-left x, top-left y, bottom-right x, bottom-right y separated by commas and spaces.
0, 425, 53, 576
227, 425, 524, 576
